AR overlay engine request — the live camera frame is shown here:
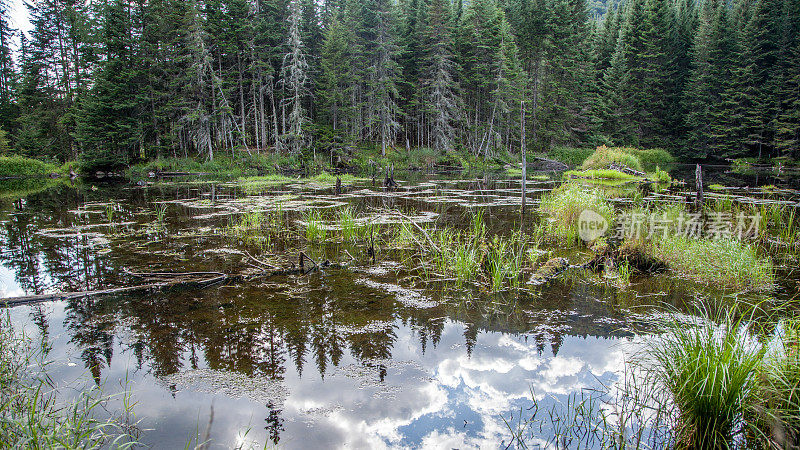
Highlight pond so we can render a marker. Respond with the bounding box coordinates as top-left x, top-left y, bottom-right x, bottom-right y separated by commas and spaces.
1, 165, 798, 448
